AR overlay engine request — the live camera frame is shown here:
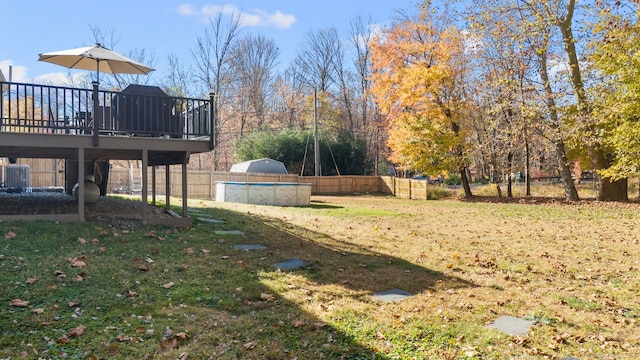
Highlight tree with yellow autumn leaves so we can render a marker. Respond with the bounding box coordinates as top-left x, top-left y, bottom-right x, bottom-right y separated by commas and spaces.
370, 5, 475, 197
